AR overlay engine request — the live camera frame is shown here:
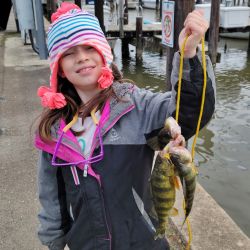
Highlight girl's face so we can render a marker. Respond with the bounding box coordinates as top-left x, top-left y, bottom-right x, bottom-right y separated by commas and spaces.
59, 45, 104, 92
